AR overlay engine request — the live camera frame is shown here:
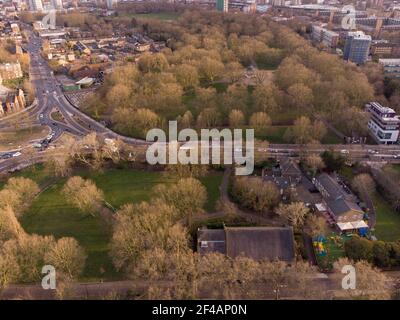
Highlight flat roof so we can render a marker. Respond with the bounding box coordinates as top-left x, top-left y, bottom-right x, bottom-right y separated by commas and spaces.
379, 59, 400, 65
368, 101, 397, 114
